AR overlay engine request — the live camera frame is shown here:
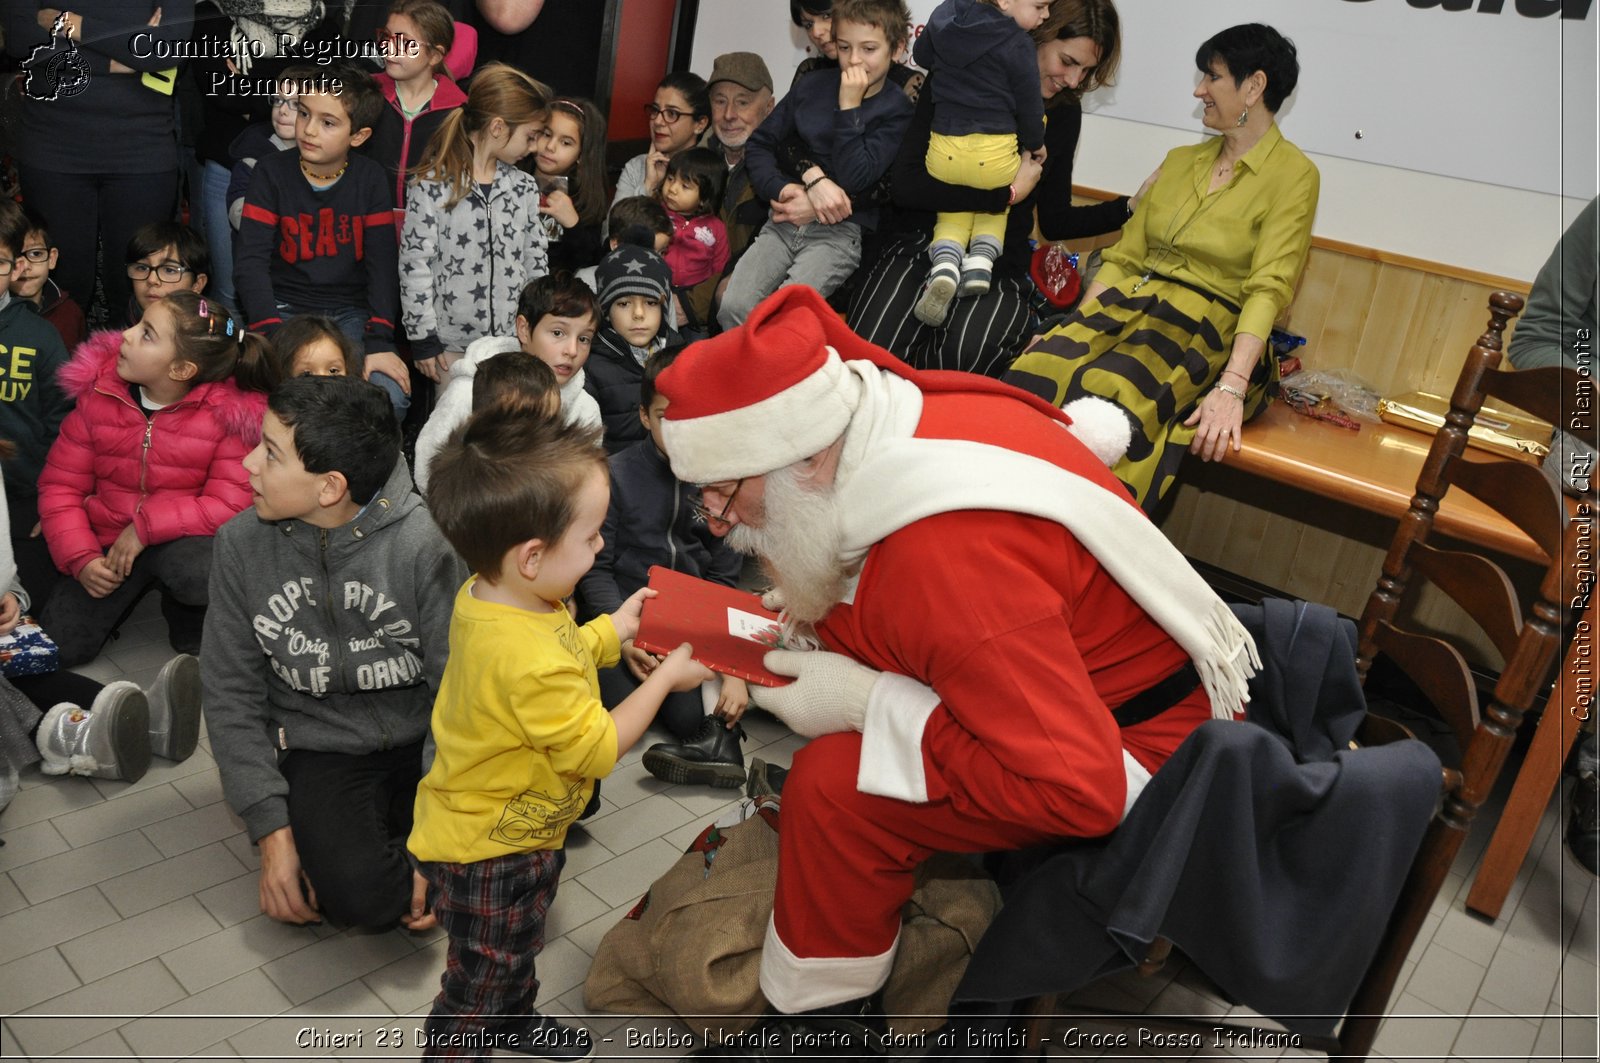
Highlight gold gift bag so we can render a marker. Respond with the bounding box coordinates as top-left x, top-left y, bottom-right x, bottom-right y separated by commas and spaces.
1376, 391, 1553, 461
